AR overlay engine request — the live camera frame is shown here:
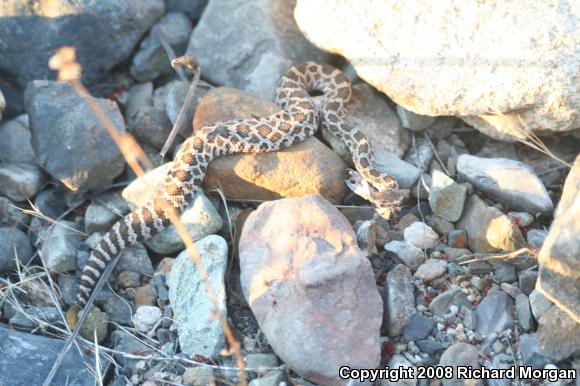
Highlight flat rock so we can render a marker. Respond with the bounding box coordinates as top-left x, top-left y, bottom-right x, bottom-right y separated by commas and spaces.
475, 290, 515, 339
385, 264, 416, 337
25, 81, 126, 193
519, 334, 549, 369
40, 221, 82, 273
373, 150, 421, 189
429, 170, 467, 222
429, 287, 472, 317
295, 0, 580, 141
0, 227, 33, 272
516, 294, 535, 332
414, 258, 448, 282
0, 327, 108, 386
0, 0, 164, 89
0, 163, 45, 202
0, 196, 29, 227
0, 115, 35, 163
457, 155, 552, 213
457, 194, 526, 253
134, 305, 162, 332
193, 87, 349, 203
384, 240, 426, 271
167, 235, 228, 358
438, 343, 481, 386
403, 222, 439, 249
529, 289, 553, 321
187, 0, 329, 99
239, 194, 382, 385
402, 313, 435, 342
537, 305, 580, 362
537, 154, 580, 322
